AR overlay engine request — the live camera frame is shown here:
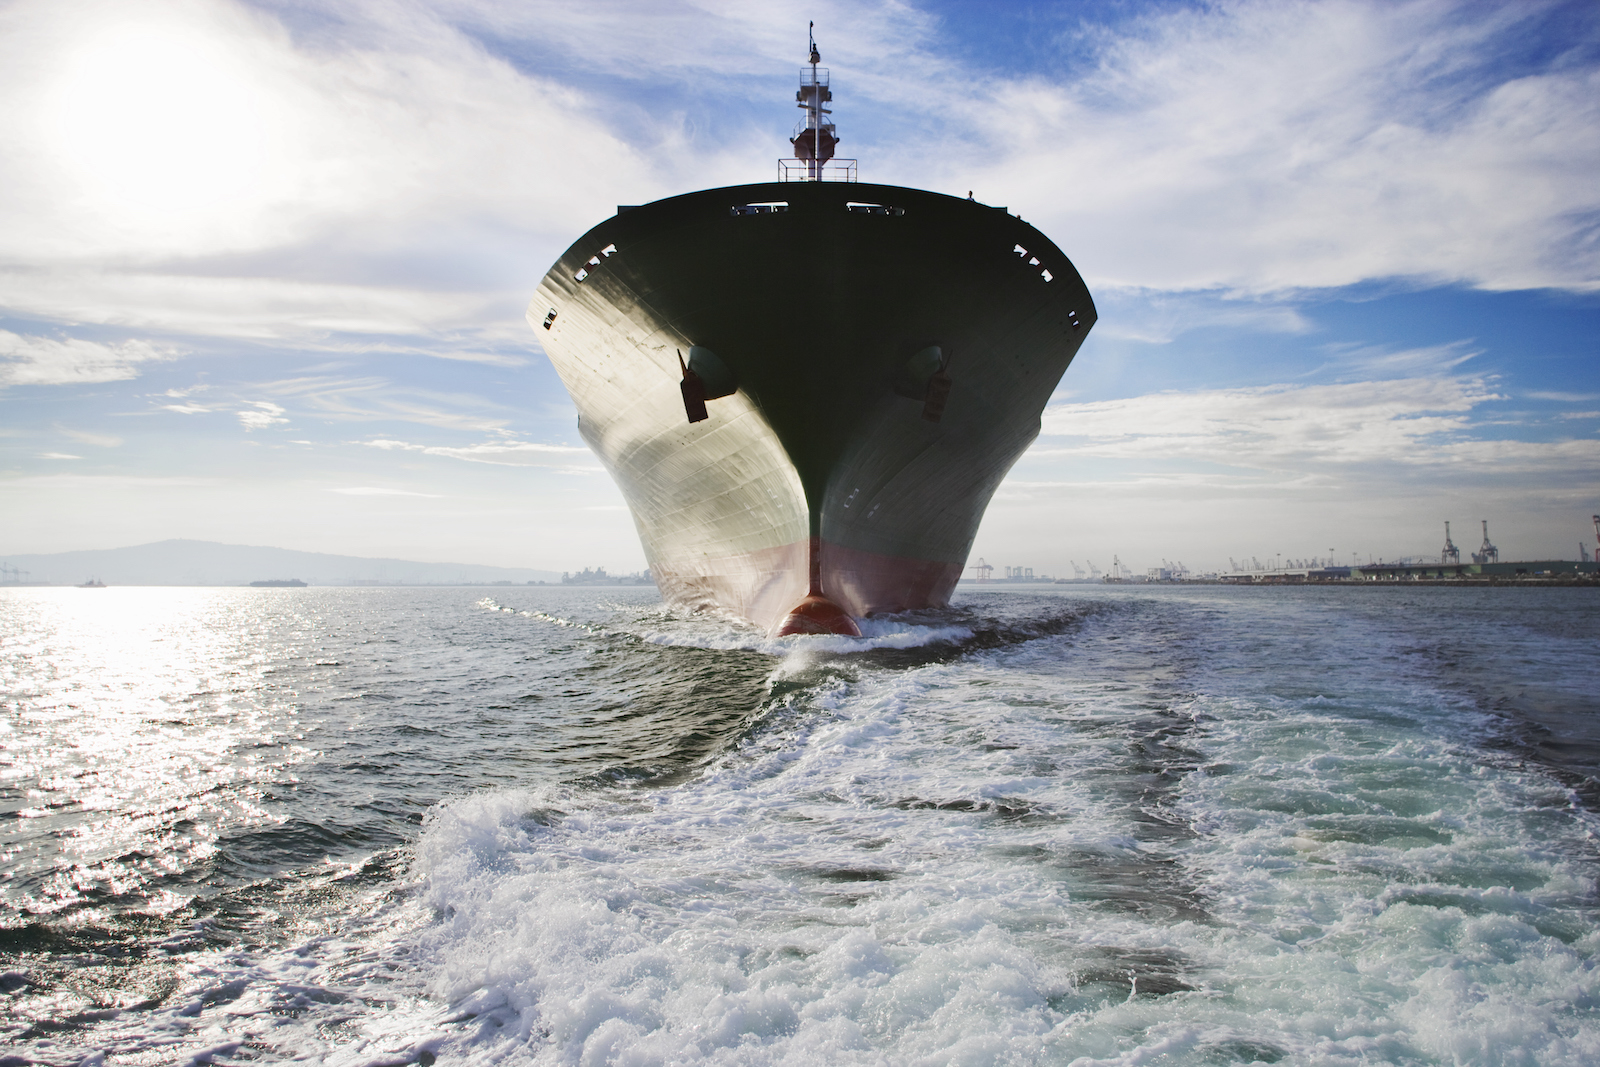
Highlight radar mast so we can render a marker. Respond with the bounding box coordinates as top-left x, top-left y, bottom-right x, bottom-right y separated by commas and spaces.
781, 23, 854, 181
